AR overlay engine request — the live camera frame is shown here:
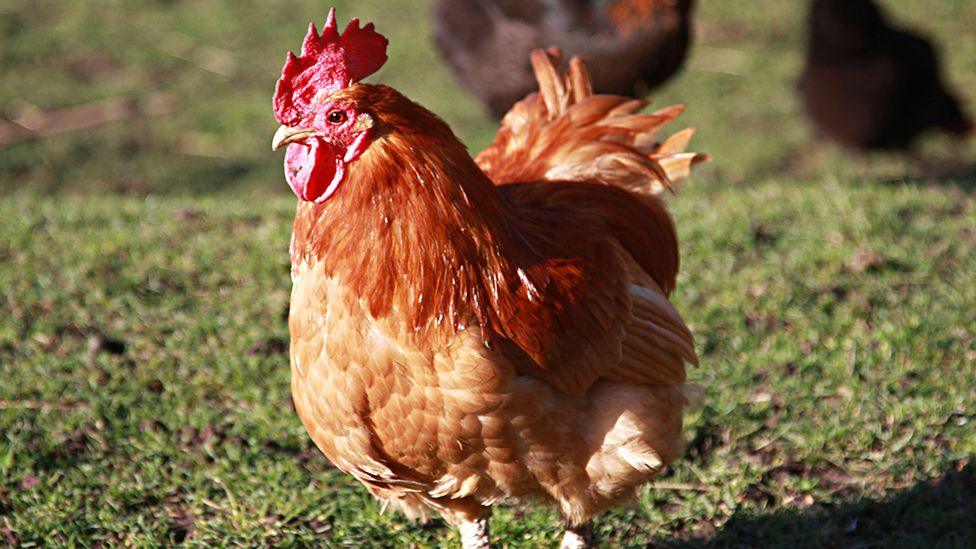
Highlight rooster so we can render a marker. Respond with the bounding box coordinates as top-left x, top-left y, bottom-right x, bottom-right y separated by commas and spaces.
271, 8, 706, 548
798, 0, 972, 150
432, 0, 695, 118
